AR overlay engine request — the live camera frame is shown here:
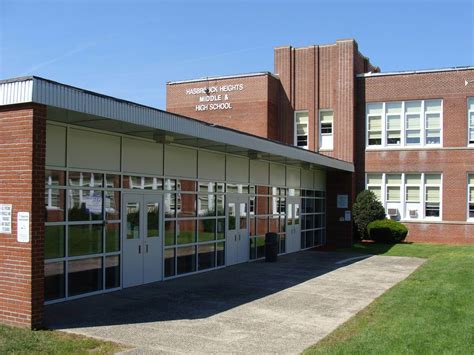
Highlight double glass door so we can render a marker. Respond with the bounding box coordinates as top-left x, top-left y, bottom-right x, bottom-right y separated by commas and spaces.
226, 195, 249, 265
122, 193, 163, 288
286, 197, 301, 253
